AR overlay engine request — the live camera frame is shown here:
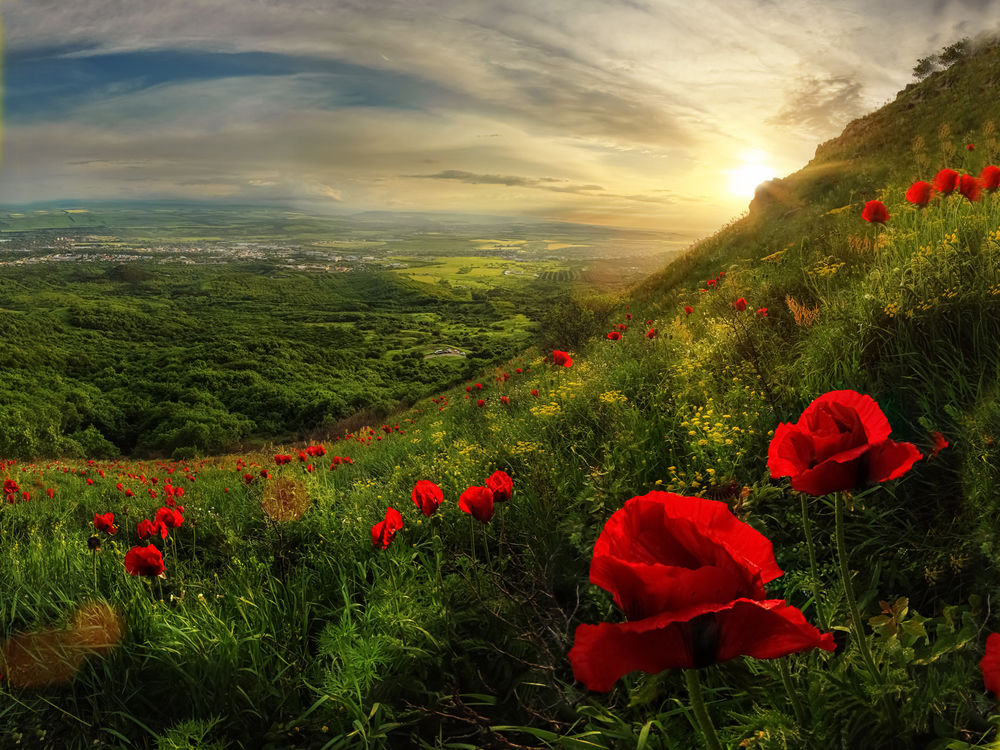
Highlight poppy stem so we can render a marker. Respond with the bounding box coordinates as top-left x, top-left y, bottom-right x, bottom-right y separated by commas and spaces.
778, 657, 807, 728
833, 494, 879, 680
684, 669, 723, 750
798, 493, 825, 627
92, 549, 98, 592
469, 515, 476, 563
